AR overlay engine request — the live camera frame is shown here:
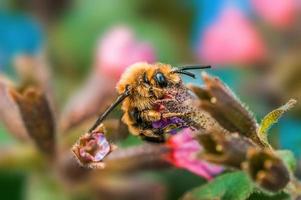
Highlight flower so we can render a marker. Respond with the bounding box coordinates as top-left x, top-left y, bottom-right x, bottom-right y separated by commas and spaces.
251, 0, 298, 28
245, 148, 290, 192
95, 26, 156, 80
72, 125, 115, 169
198, 7, 266, 65
165, 128, 223, 180
10, 86, 56, 156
